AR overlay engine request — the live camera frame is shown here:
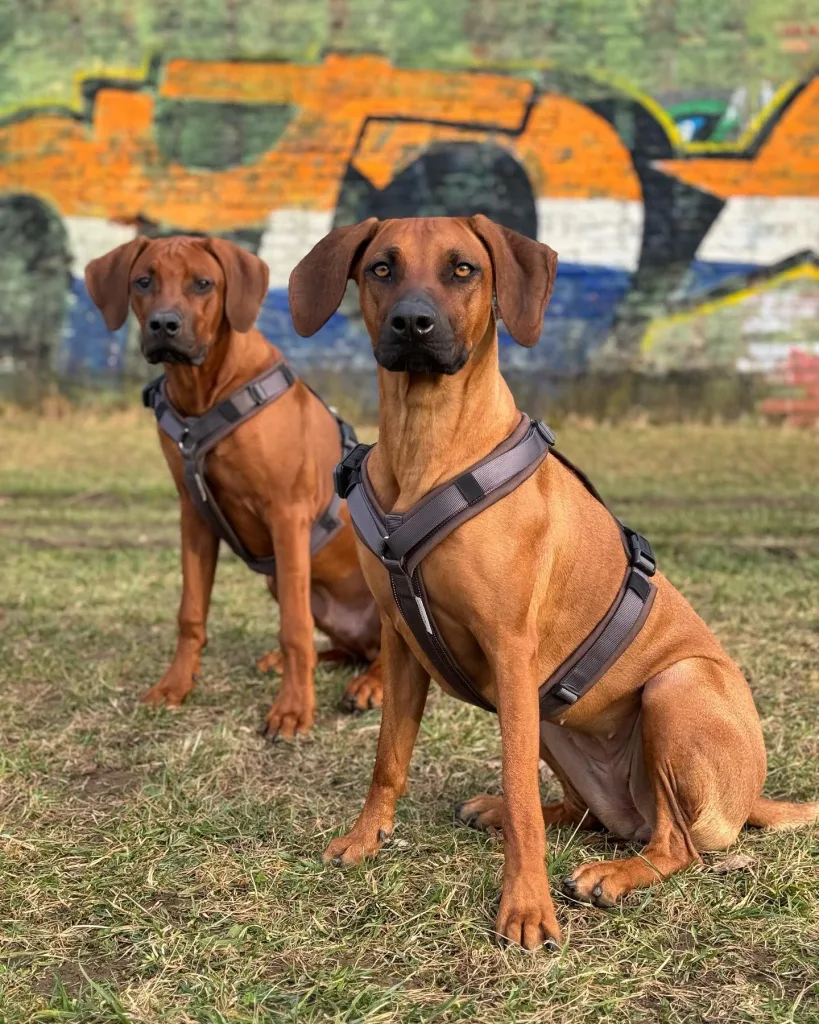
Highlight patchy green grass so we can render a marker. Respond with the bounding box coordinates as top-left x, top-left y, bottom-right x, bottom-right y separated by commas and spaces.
0, 408, 817, 1024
